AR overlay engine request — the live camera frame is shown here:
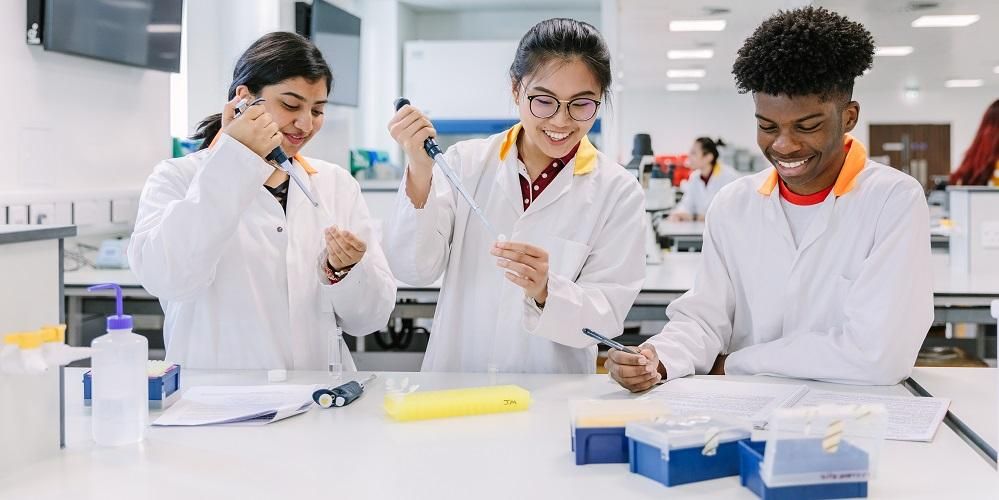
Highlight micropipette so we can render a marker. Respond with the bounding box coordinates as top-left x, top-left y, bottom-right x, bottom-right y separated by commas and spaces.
393, 97, 503, 241
312, 374, 377, 408
234, 98, 320, 208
